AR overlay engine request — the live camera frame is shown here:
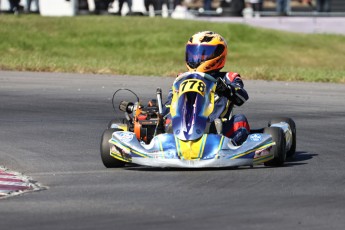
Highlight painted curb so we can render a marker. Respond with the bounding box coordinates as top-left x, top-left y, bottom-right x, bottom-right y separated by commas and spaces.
0, 166, 47, 199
